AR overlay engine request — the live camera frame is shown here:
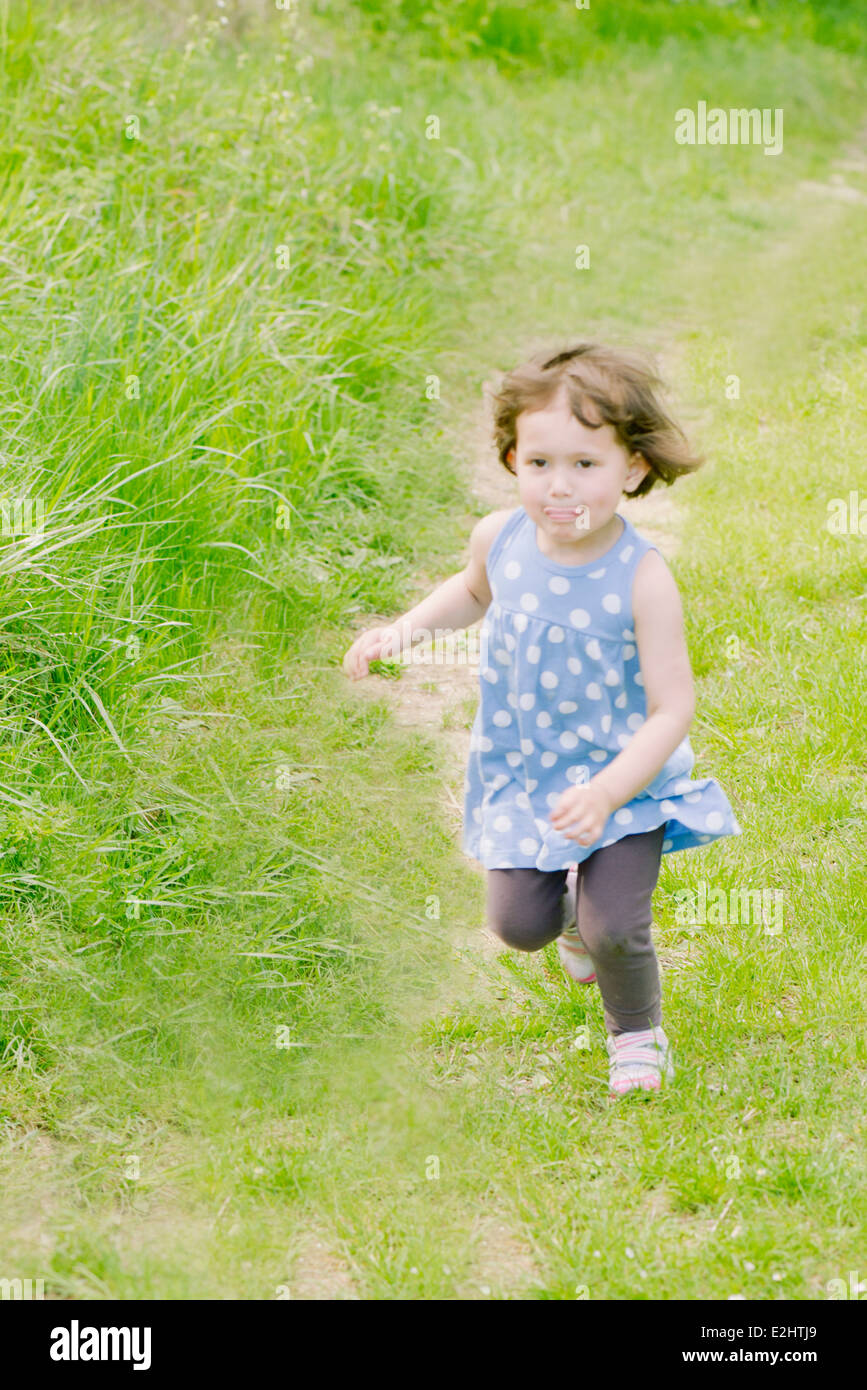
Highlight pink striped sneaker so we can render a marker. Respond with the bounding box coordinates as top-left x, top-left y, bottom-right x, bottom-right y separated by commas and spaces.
606, 1025, 675, 1098
555, 866, 596, 985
